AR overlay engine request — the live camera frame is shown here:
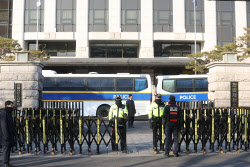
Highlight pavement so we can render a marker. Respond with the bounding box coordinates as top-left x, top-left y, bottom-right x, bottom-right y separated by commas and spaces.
0, 121, 249, 167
